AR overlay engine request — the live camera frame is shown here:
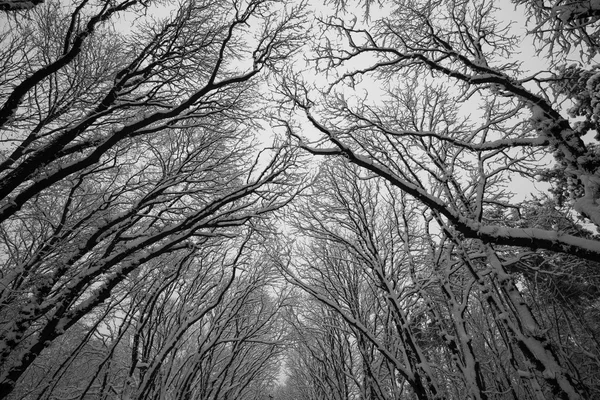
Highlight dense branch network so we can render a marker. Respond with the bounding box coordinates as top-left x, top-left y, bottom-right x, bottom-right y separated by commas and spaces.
1, 0, 600, 399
